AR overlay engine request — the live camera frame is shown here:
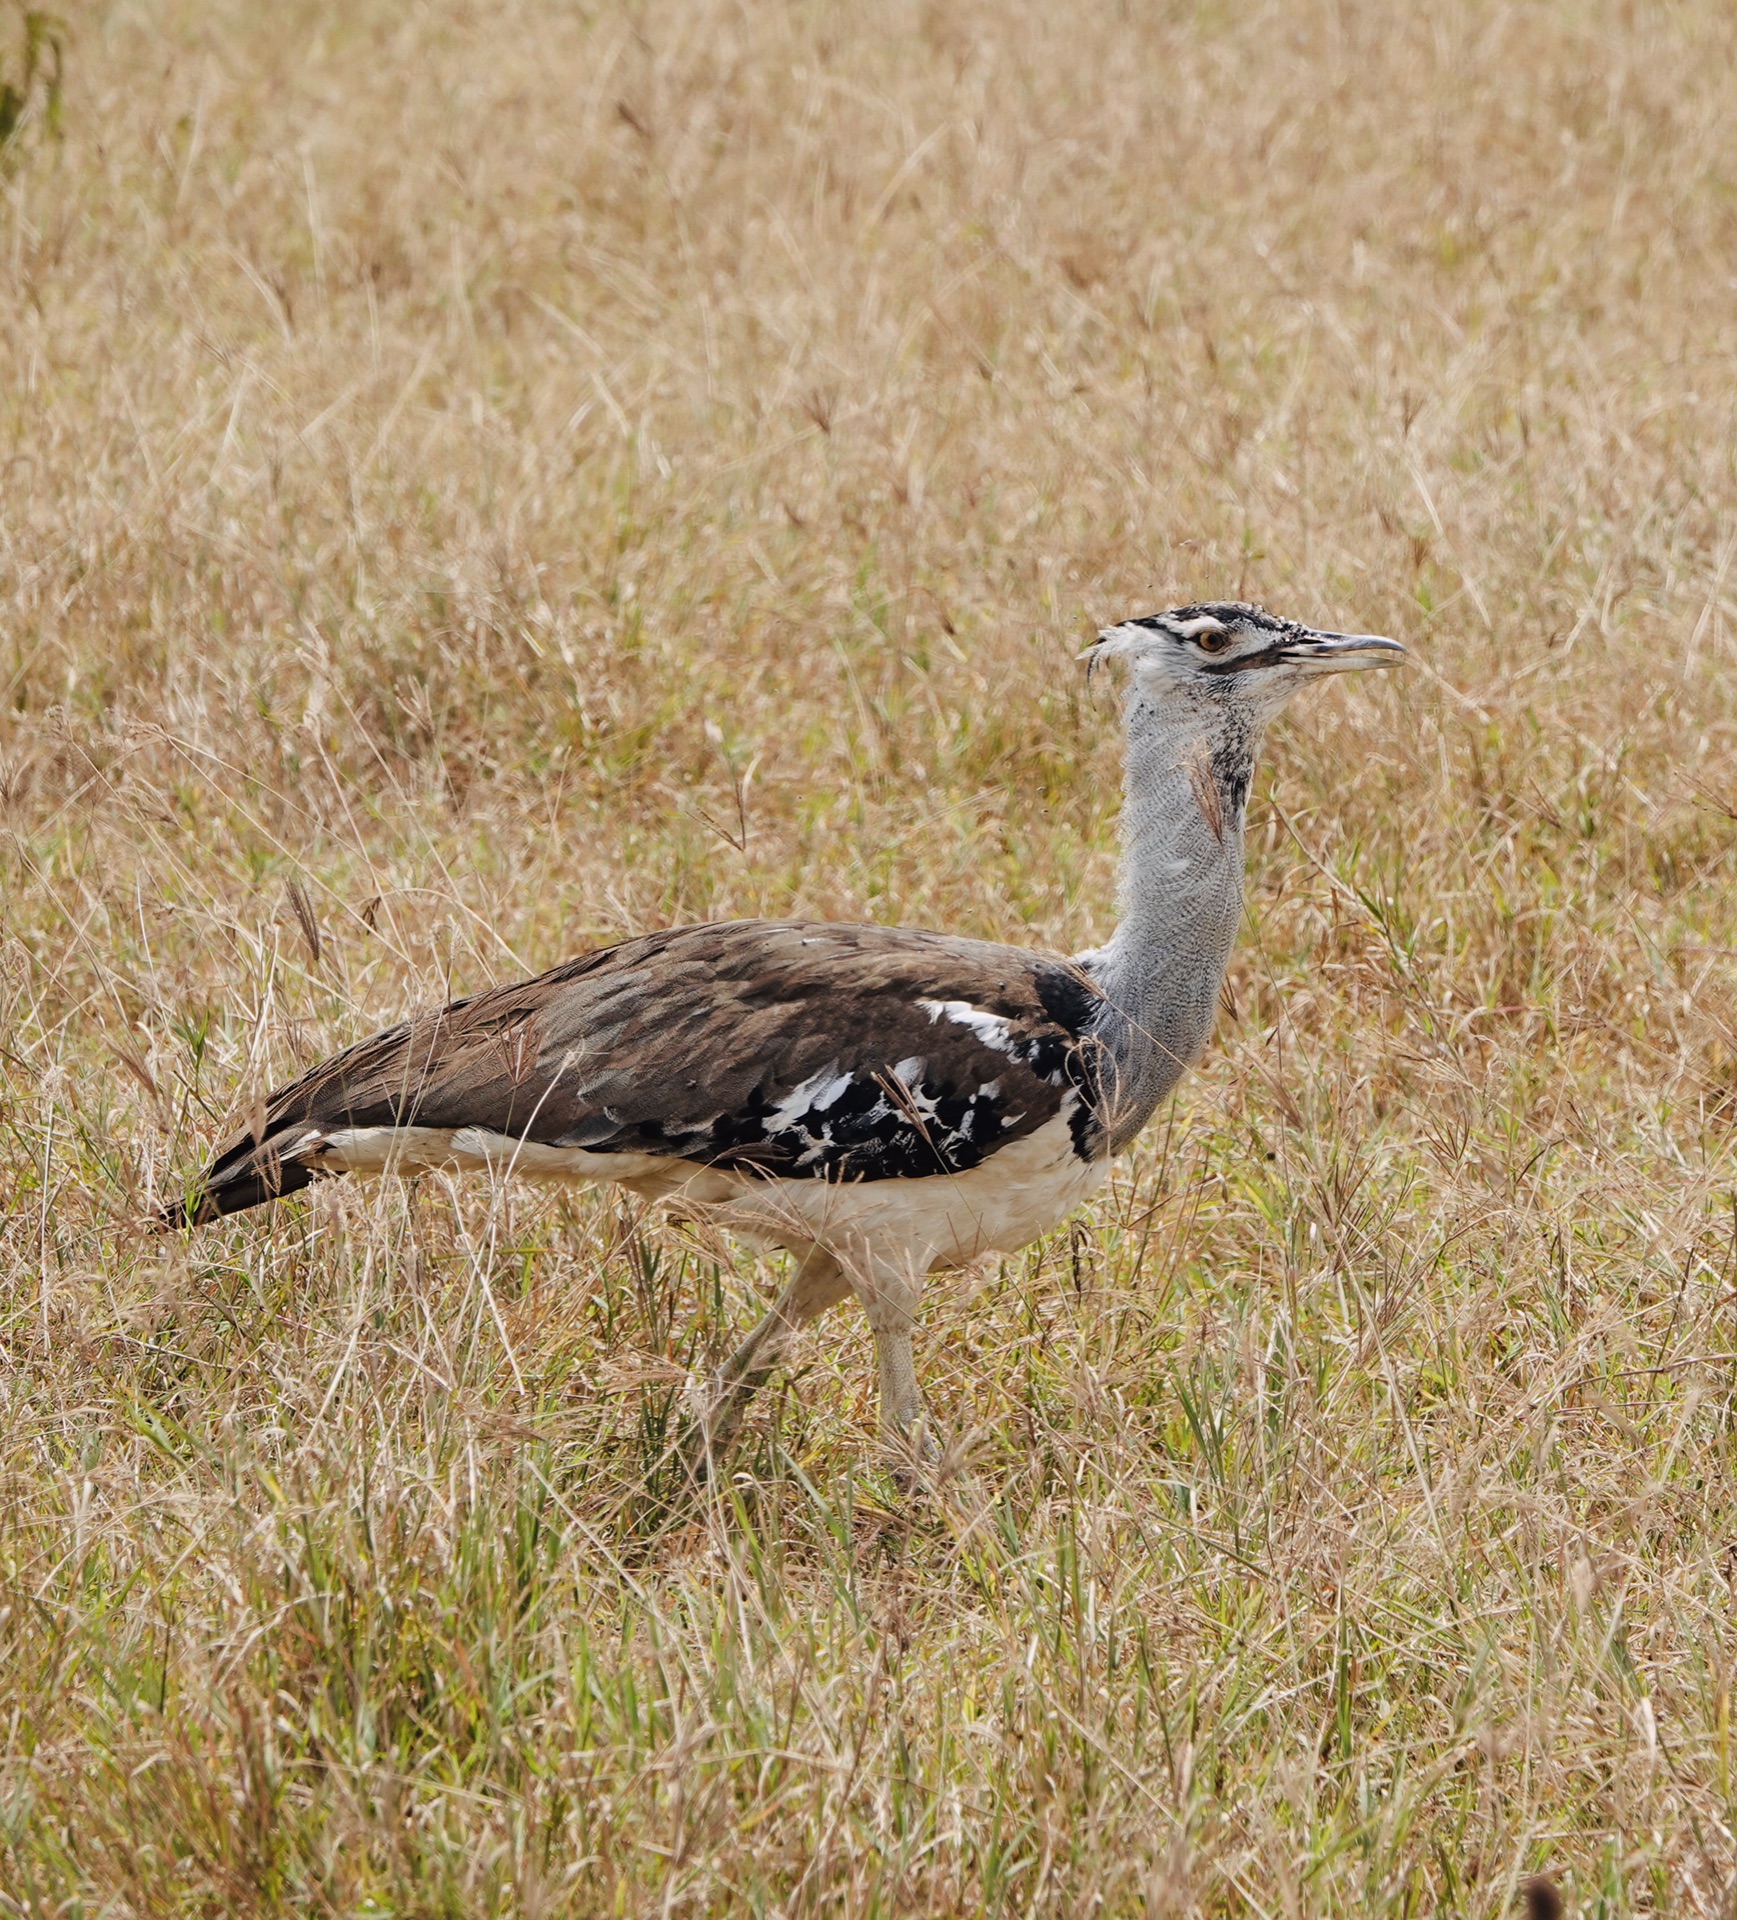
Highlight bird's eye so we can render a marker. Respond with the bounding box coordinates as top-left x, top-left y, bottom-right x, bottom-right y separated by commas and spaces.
1196, 630, 1231, 653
